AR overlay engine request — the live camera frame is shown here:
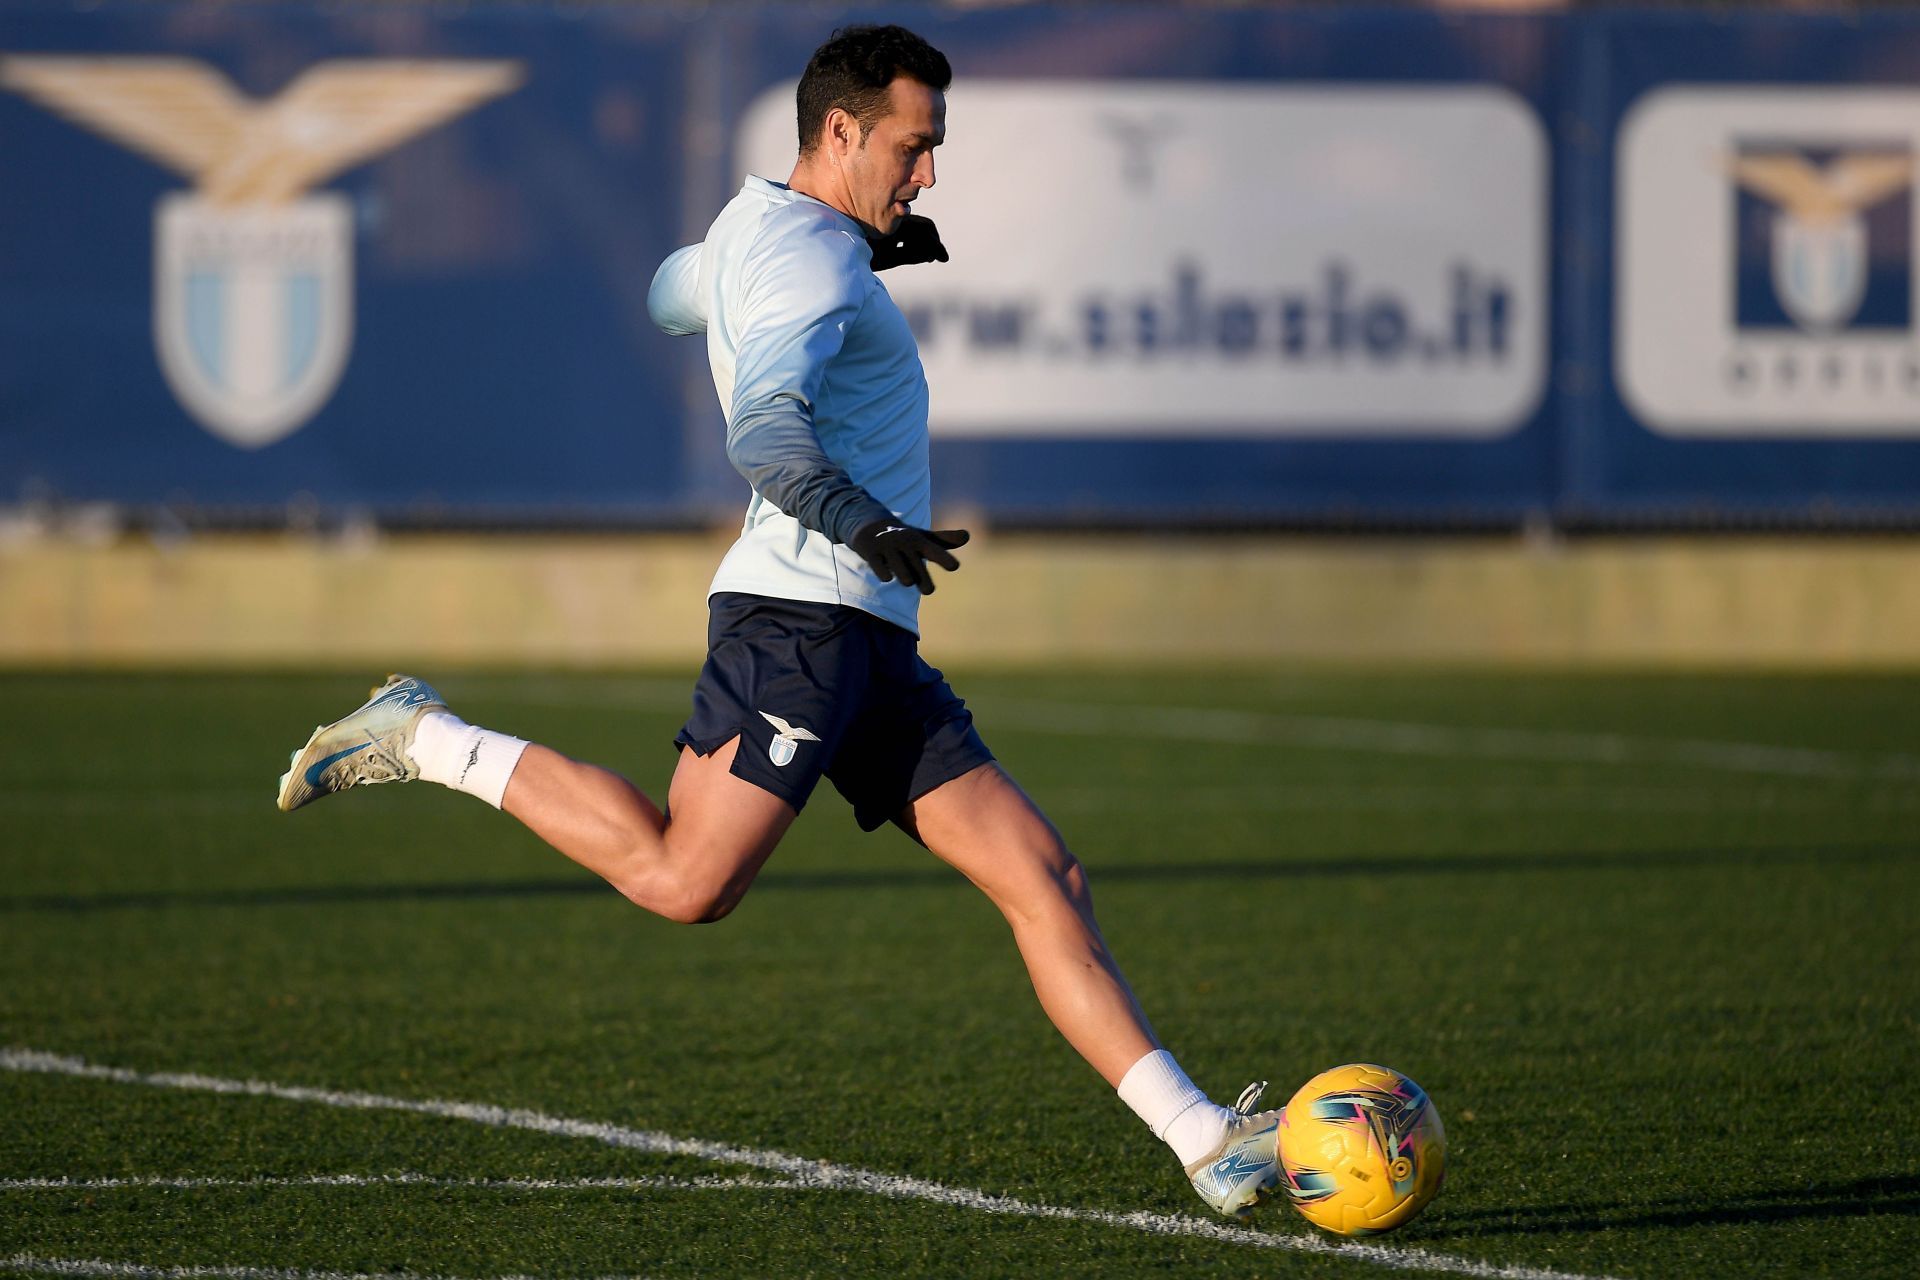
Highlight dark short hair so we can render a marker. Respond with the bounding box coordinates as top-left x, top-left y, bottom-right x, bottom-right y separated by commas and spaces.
795, 25, 951, 155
